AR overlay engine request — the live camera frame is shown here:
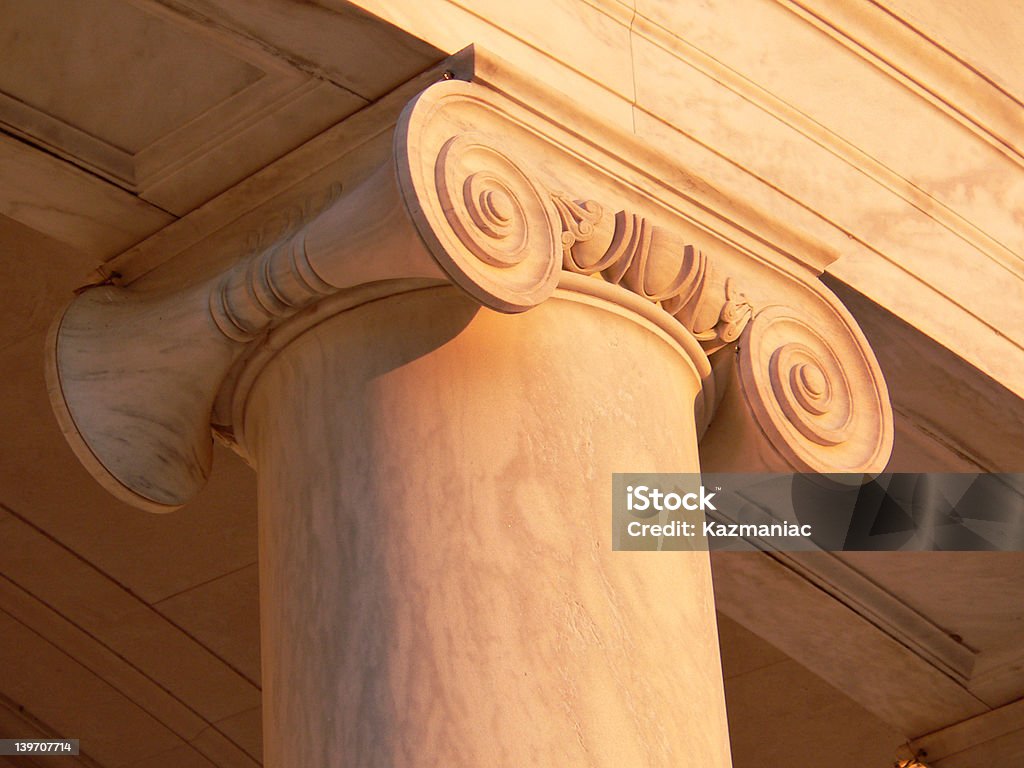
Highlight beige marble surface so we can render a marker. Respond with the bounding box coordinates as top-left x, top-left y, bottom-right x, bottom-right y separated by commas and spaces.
244, 285, 731, 766
5, 3, 1024, 765
50, 76, 894, 511
351, 0, 1024, 404
0, 132, 173, 258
